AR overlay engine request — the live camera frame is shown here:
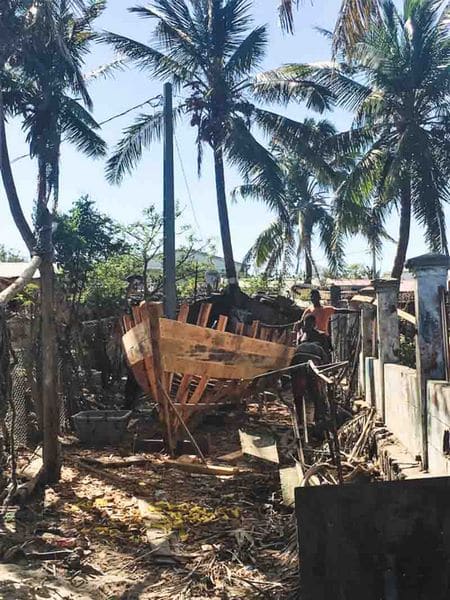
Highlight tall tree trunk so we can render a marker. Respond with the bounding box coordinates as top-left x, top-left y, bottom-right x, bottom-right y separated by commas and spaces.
304, 235, 313, 284
213, 145, 238, 291
391, 179, 411, 280
37, 164, 60, 483
0, 92, 35, 252
299, 214, 313, 284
